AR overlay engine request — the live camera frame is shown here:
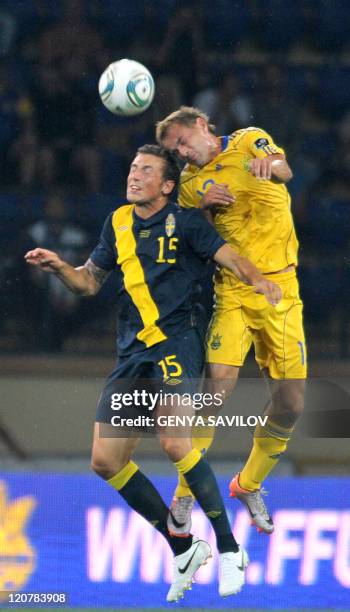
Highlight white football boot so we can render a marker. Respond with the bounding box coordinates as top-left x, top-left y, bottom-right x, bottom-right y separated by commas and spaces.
166, 536, 212, 602
219, 545, 249, 597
